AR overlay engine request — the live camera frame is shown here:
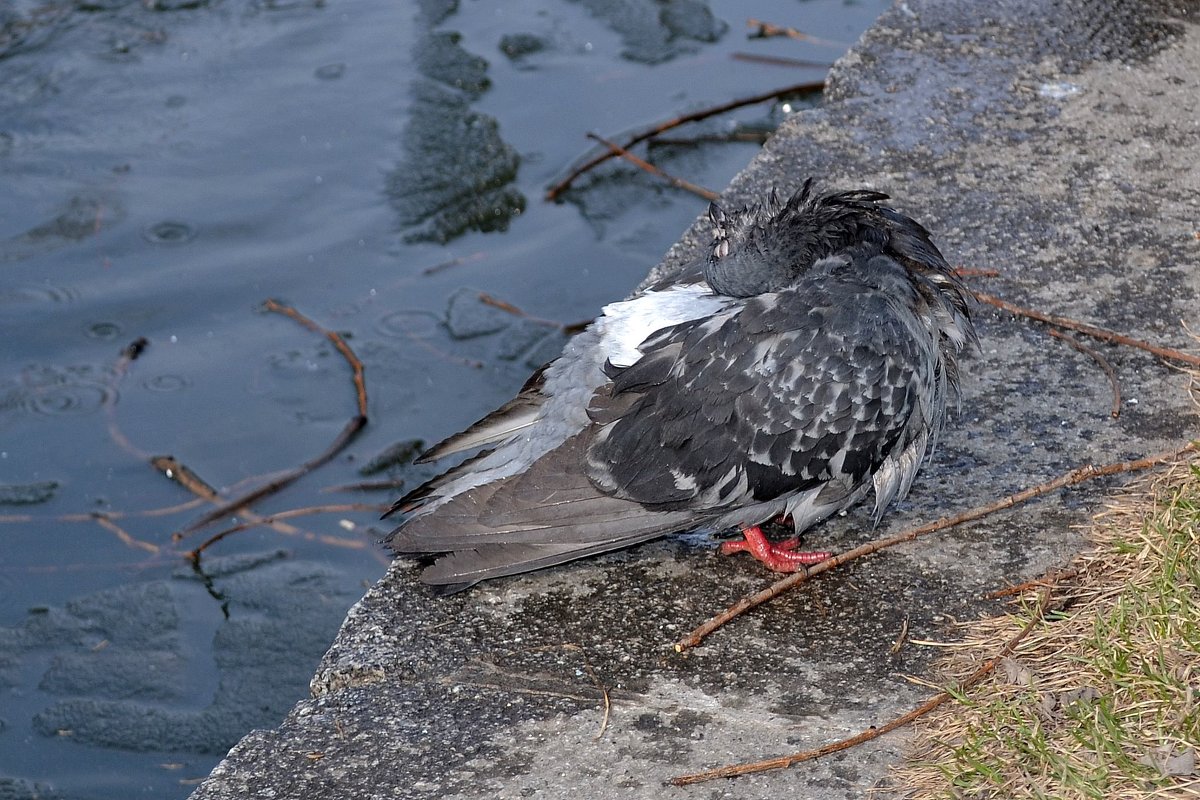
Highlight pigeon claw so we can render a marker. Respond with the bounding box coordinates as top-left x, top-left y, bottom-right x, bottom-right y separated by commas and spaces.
719, 525, 831, 572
